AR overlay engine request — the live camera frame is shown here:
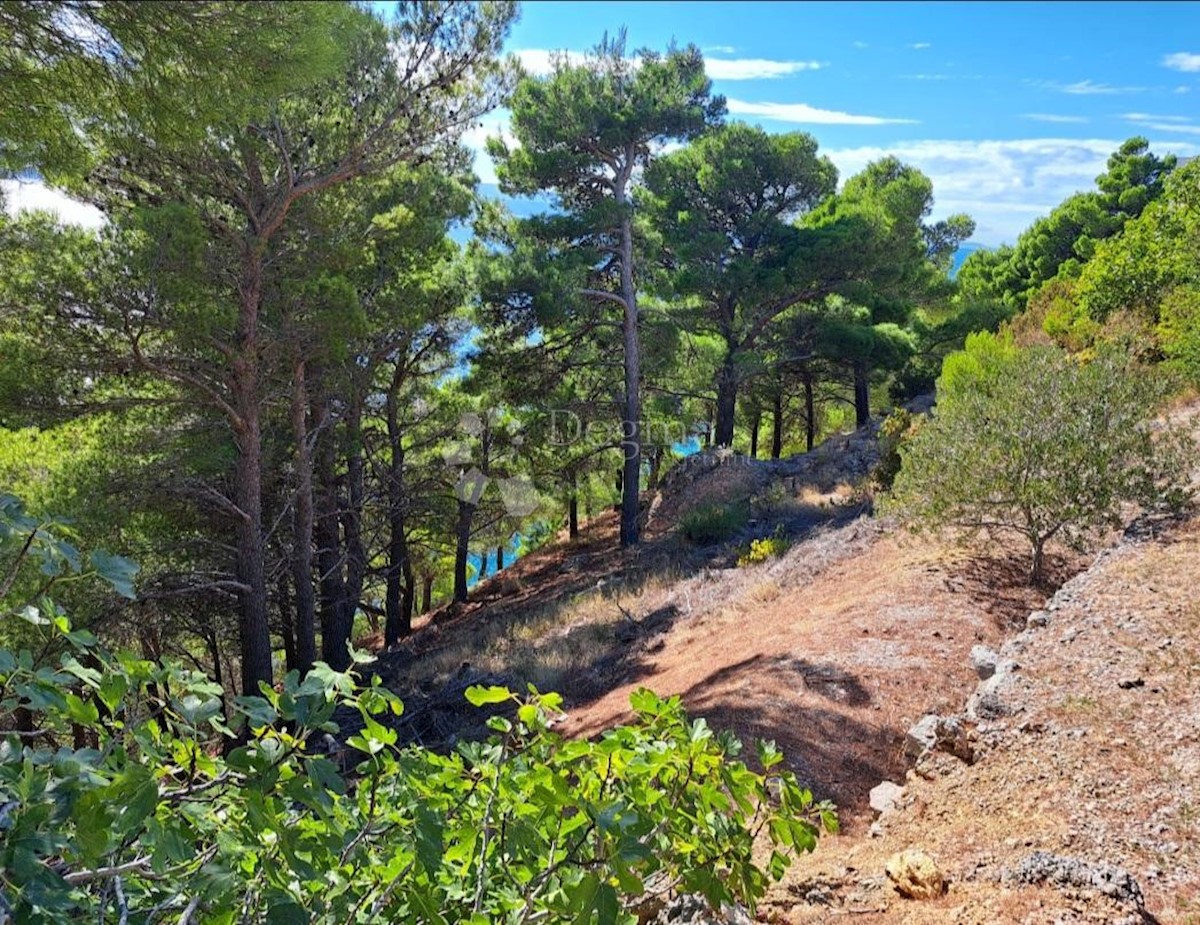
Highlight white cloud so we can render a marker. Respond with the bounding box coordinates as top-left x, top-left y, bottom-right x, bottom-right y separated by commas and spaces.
900, 73, 982, 81
1176, 85, 1191, 94
704, 58, 823, 80
1124, 112, 1191, 122
514, 49, 588, 76
1163, 51, 1200, 73
461, 110, 515, 186
1023, 113, 1089, 124
1126, 113, 1200, 135
1055, 79, 1143, 95
1139, 122, 1200, 135
0, 179, 105, 229
515, 48, 823, 82
822, 137, 1200, 246
726, 98, 917, 125
909, 42, 932, 50
1030, 79, 1144, 96
703, 45, 737, 54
